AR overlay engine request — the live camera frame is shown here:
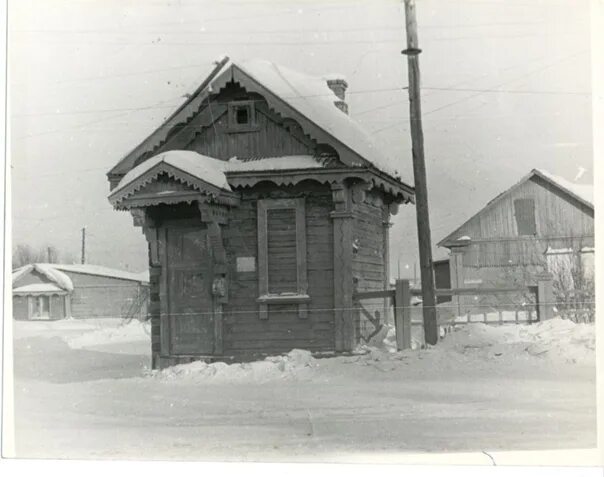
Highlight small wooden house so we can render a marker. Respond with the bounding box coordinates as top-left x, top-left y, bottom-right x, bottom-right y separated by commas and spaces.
12, 263, 149, 320
437, 169, 594, 314
107, 58, 414, 368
